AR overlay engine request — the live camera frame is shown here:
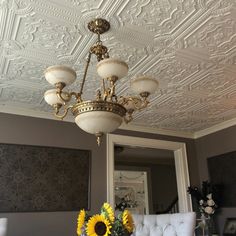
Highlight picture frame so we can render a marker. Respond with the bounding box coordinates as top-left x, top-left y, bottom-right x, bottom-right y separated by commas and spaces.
114, 170, 149, 214
208, 151, 236, 207
223, 218, 236, 235
0, 143, 91, 212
